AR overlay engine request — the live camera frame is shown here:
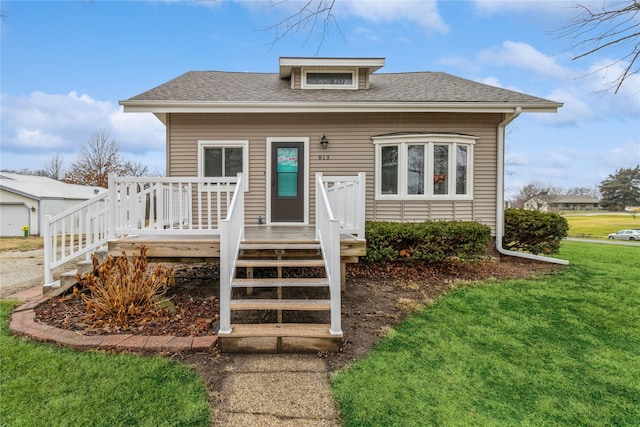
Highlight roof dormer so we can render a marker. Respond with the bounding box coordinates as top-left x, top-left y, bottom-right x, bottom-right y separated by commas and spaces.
279, 57, 385, 90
